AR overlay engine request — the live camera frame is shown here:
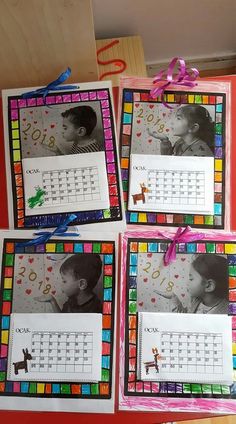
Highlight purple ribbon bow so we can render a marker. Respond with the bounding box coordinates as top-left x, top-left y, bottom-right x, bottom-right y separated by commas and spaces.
150, 57, 199, 108
157, 226, 205, 266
